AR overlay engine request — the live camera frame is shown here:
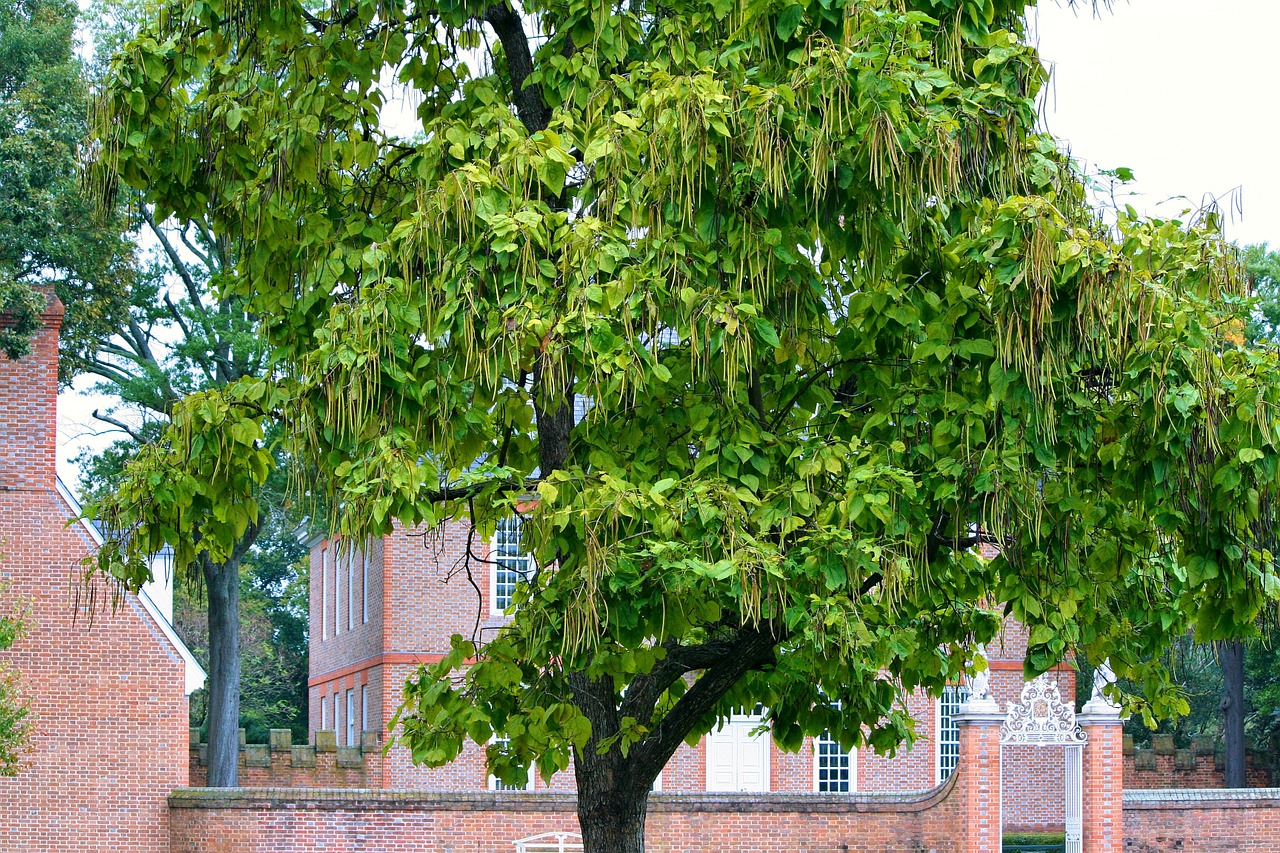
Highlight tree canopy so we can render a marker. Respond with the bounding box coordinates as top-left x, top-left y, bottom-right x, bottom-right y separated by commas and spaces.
0, 0, 132, 364
87, 0, 1280, 848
